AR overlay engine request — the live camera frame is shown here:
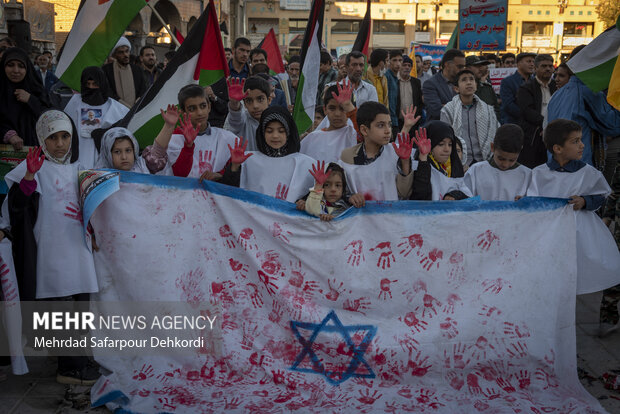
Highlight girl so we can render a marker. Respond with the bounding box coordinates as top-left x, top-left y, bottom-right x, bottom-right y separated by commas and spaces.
302, 161, 350, 221
222, 106, 315, 202
5, 110, 99, 384
0, 47, 51, 150
64, 66, 129, 168
412, 121, 472, 201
